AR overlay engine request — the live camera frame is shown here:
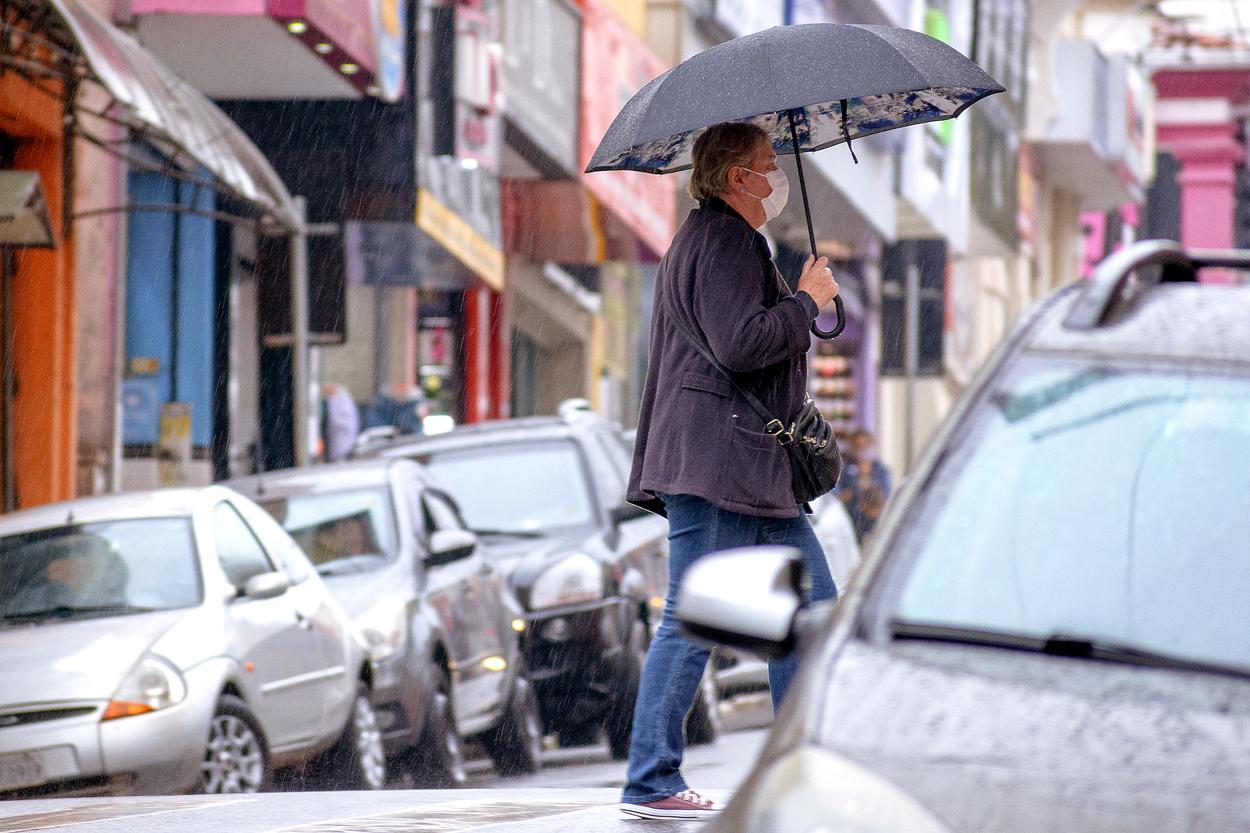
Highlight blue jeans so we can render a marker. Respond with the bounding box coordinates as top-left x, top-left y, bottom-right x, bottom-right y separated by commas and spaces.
621, 493, 837, 804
